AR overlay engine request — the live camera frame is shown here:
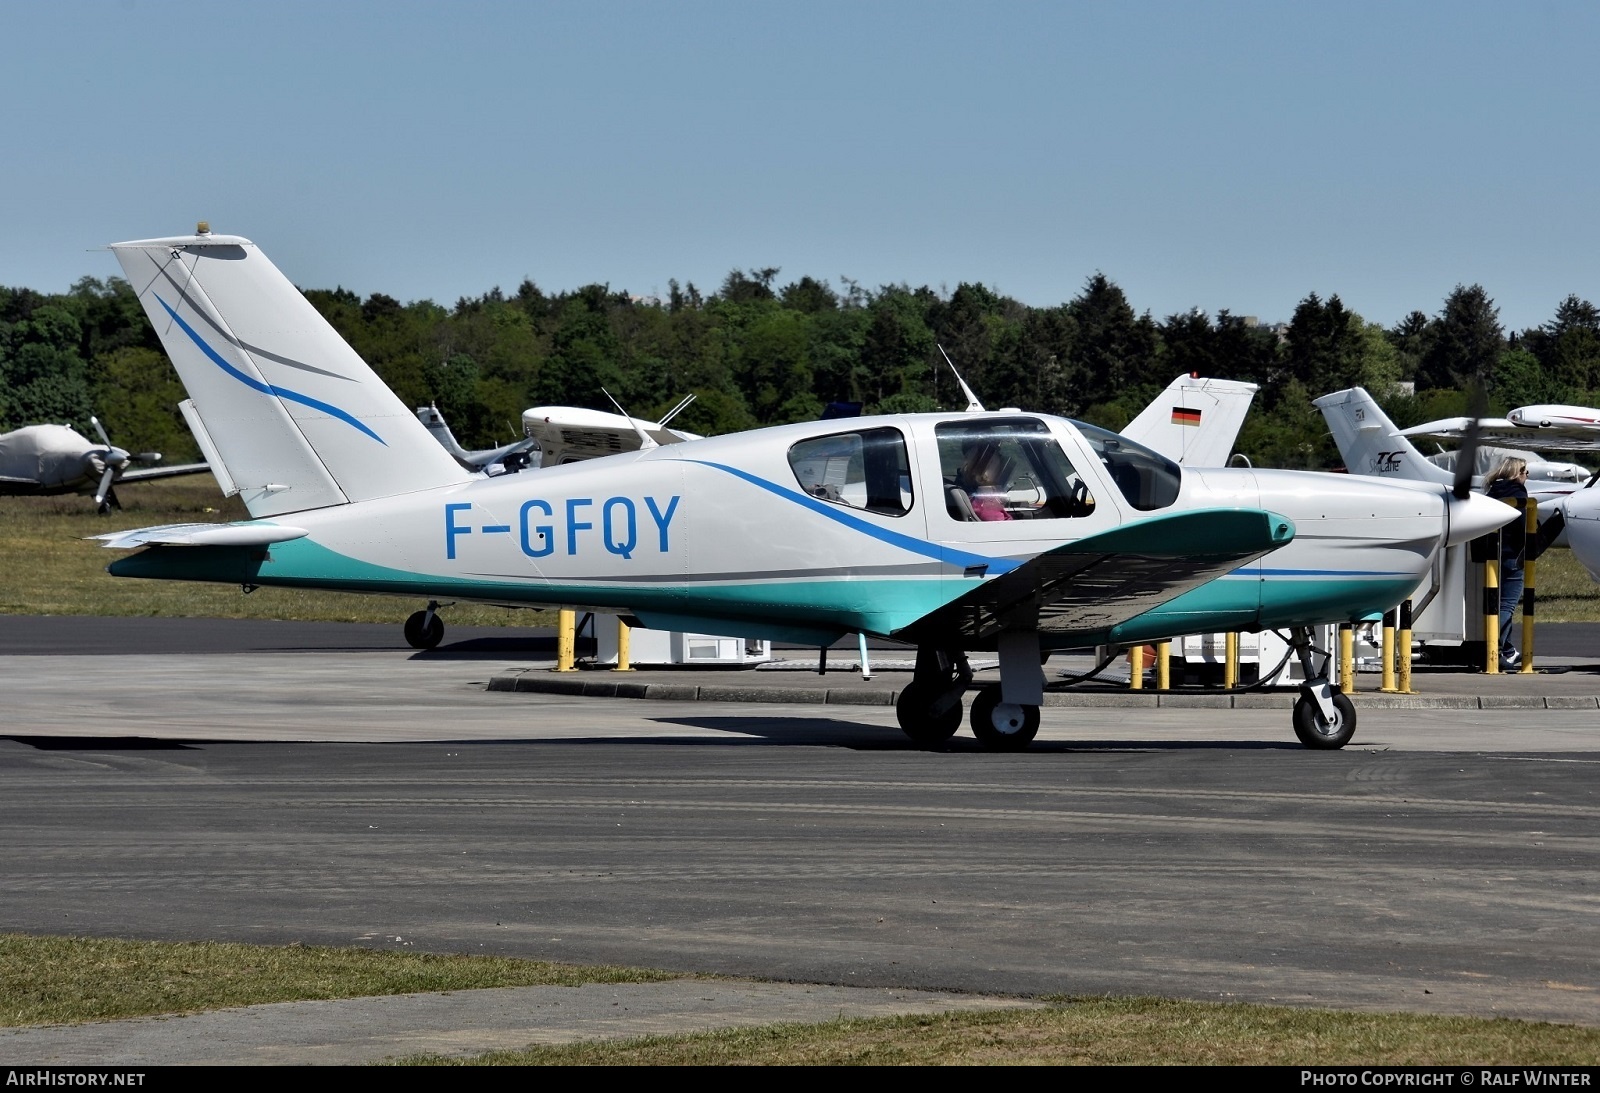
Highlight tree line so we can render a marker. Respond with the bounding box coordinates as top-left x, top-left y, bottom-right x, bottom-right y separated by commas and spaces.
3, 266, 1598, 470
